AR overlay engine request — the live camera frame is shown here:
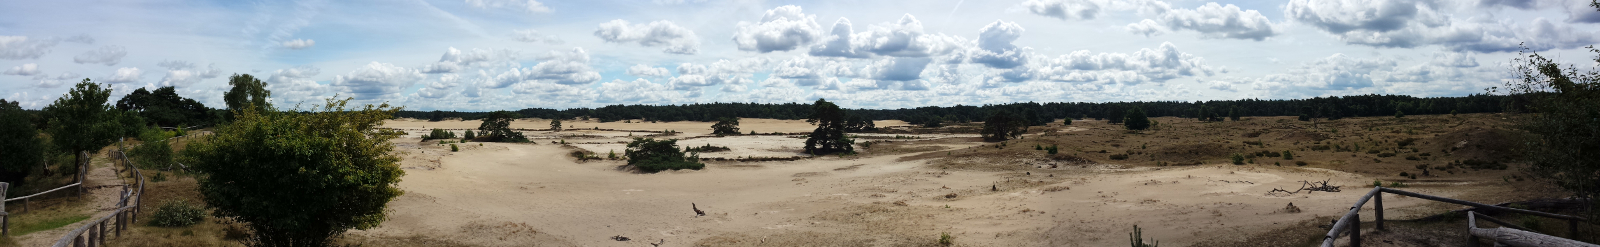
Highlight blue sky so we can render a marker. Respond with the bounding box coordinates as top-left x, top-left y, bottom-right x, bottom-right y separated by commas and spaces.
2, 0, 1597, 111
